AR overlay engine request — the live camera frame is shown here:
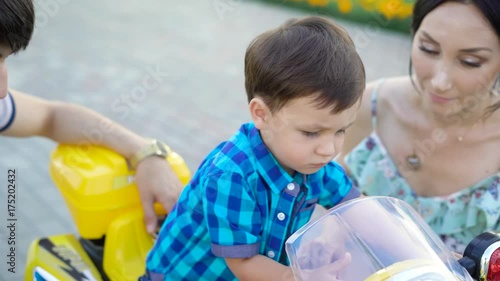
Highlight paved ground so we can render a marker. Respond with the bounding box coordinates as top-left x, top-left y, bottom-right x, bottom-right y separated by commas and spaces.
0, 0, 411, 279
